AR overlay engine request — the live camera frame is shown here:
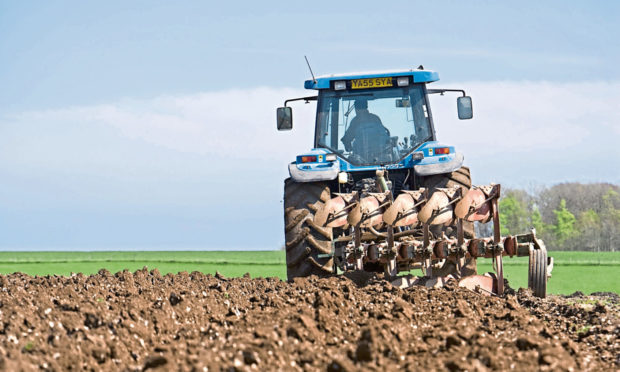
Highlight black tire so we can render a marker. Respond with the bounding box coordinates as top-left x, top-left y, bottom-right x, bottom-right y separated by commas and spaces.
422, 166, 474, 238
284, 178, 334, 280
528, 248, 547, 298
